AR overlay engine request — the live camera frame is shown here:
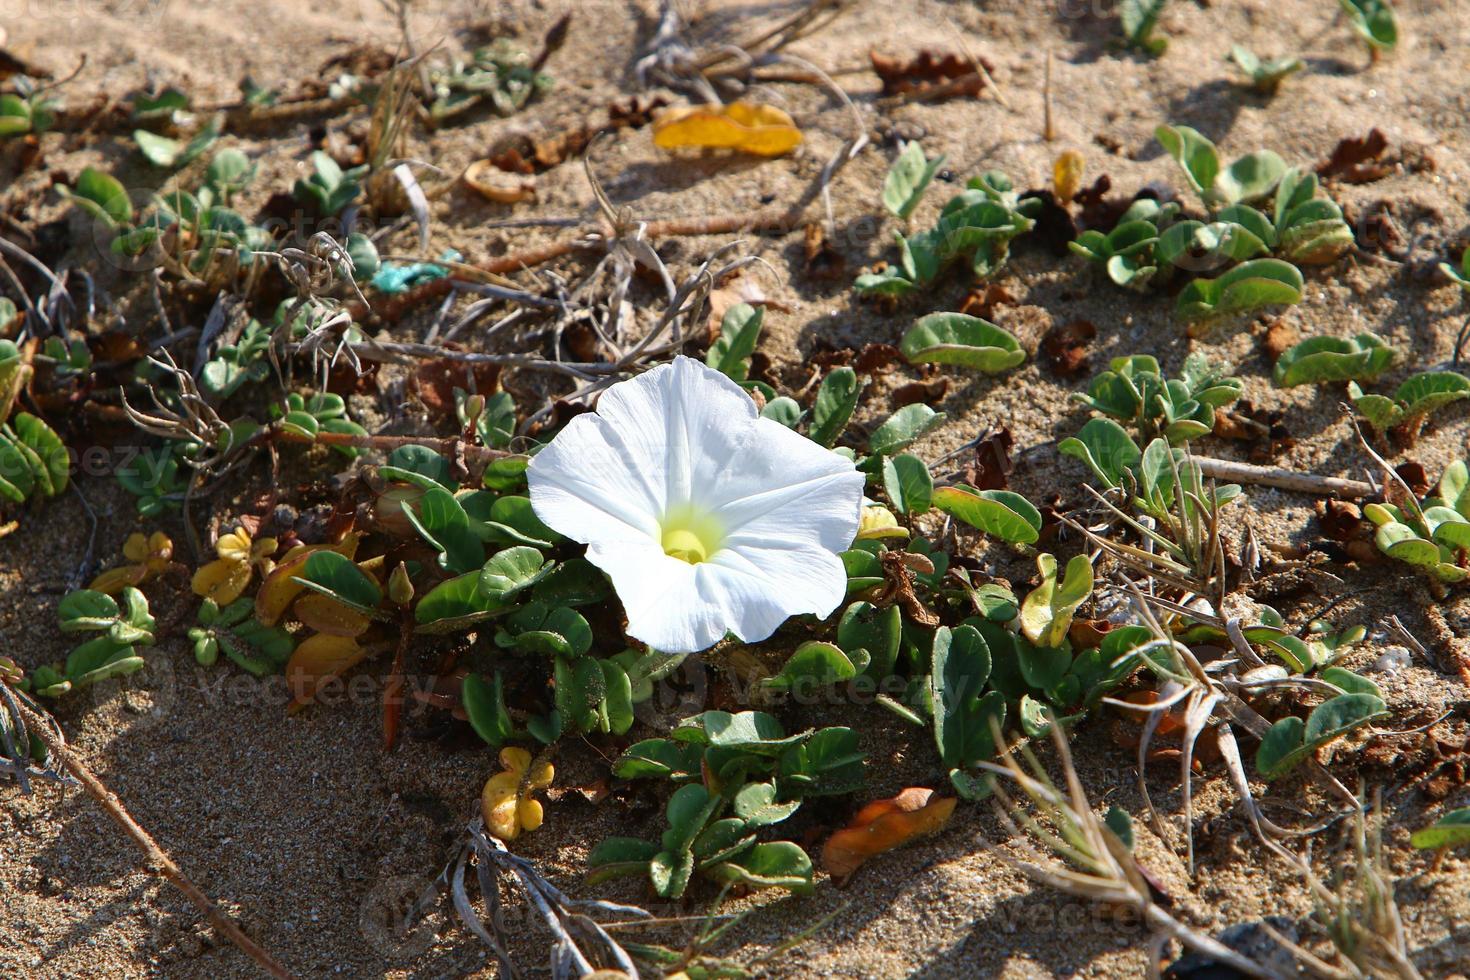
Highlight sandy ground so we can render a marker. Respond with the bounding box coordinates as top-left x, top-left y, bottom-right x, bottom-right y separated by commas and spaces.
3, 0, 1470, 977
